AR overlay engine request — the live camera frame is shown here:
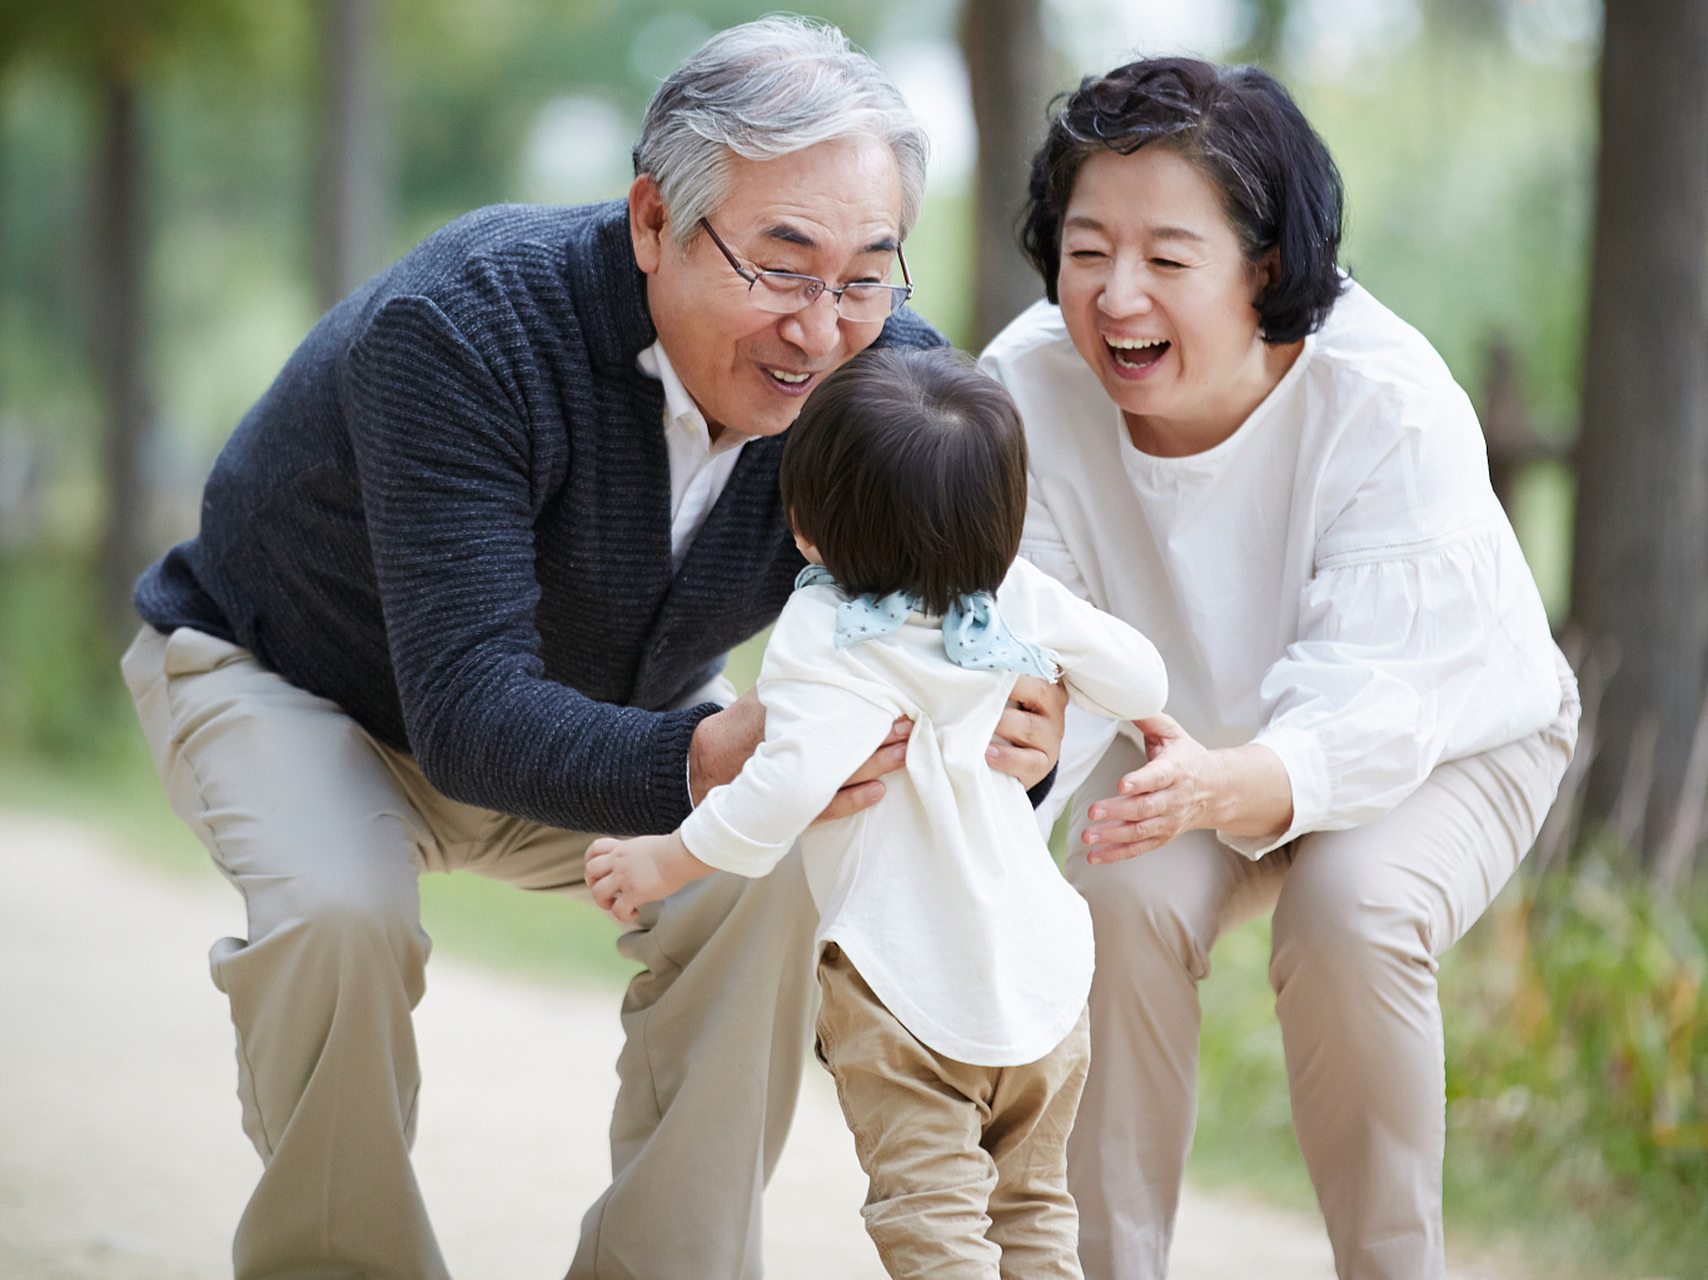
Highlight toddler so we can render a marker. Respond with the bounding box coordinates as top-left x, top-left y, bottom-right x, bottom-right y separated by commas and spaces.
587, 346, 1167, 1280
